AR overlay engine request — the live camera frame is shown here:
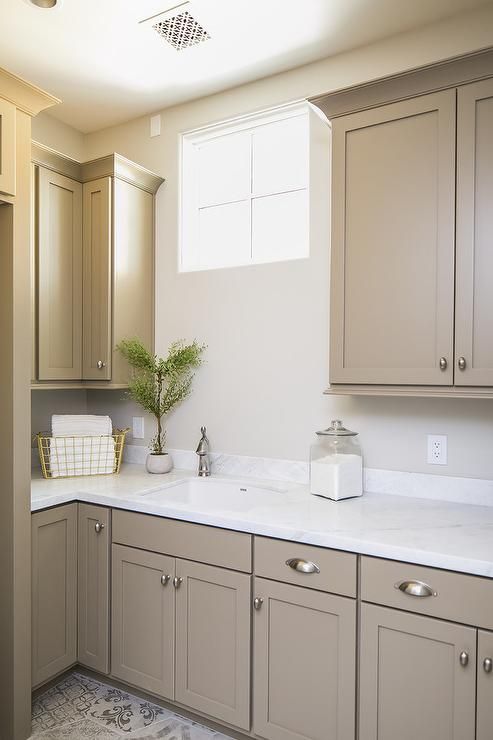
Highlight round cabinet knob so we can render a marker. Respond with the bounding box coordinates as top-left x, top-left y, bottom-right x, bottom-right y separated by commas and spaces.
161, 574, 170, 587
439, 357, 448, 371
253, 597, 264, 611
458, 357, 467, 371
459, 651, 469, 667
484, 657, 493, 674
94, 521, 105, 534
173, 576, 183, 589
97, 360, 106, 370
